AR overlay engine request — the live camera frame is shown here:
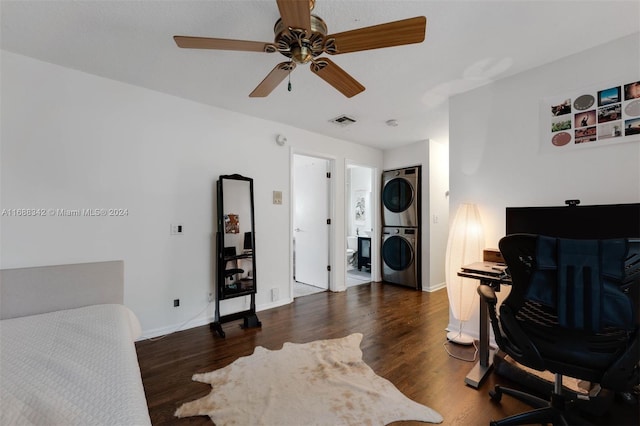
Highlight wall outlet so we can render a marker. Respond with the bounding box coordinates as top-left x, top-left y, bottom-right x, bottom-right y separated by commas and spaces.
173, 298, 180, 307
208, 292, 213, 302
170, 224, 184, 235
271, 288, 279, 302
